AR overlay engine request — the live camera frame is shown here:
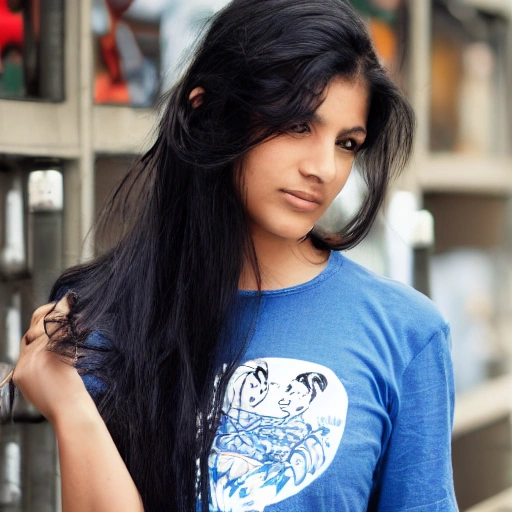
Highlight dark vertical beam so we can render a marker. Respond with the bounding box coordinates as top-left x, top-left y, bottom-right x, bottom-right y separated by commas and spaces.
38, 0, 65, 100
